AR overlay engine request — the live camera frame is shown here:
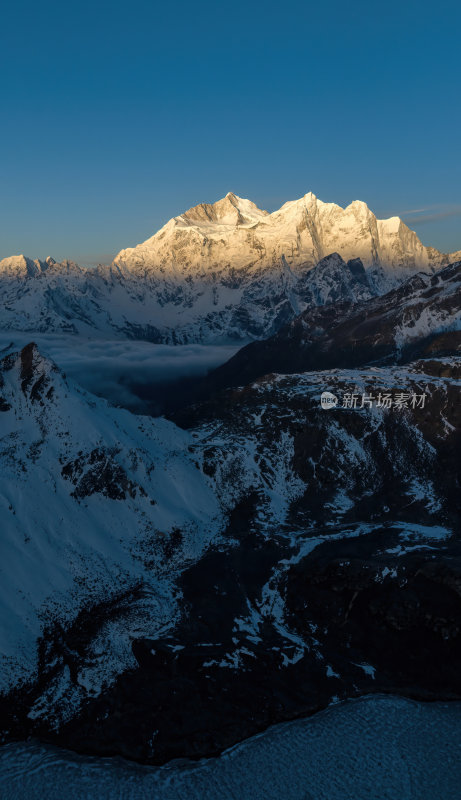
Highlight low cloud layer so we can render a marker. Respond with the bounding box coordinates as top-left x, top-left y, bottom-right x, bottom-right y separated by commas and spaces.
0, 334, 241, 414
